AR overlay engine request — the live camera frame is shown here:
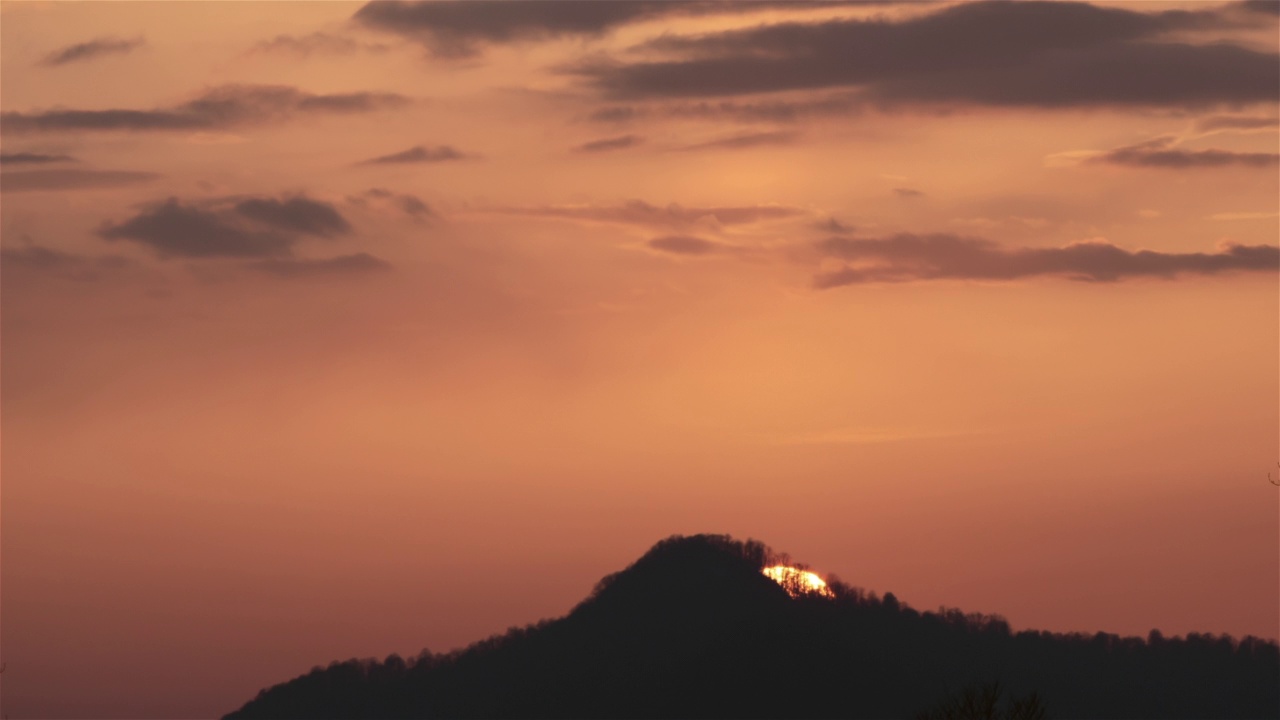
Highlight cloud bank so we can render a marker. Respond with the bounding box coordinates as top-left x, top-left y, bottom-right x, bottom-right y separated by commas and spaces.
576, 1, 1278, 109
